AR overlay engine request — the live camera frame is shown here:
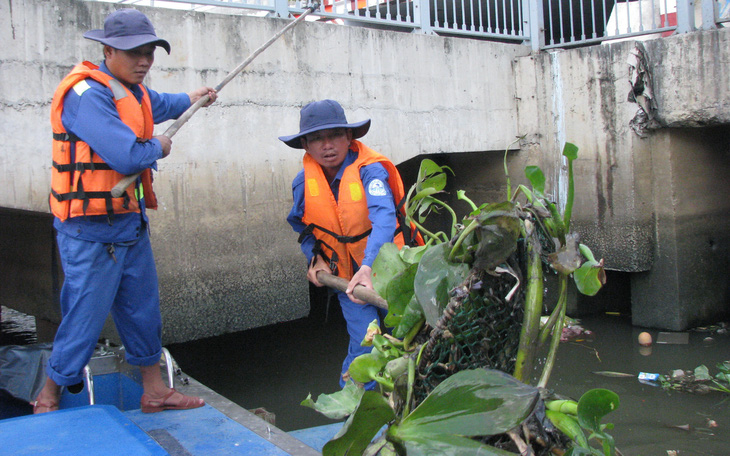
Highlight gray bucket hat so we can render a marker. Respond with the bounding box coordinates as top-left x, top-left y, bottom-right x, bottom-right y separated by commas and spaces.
84, 9, 171, 54
279, 100, 371, 149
